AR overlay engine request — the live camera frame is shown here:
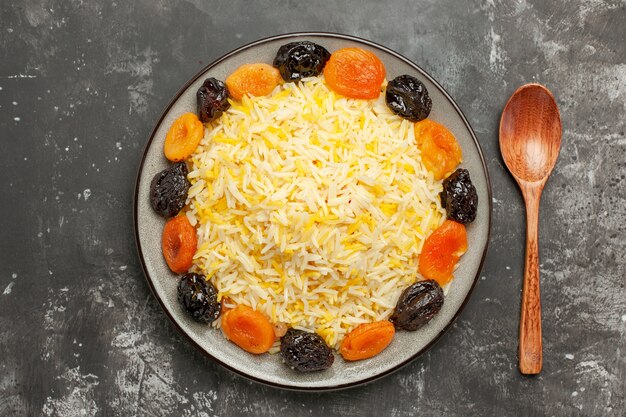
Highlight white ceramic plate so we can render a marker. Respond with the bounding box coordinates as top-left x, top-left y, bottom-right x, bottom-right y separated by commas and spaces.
134, 32, 492, 390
